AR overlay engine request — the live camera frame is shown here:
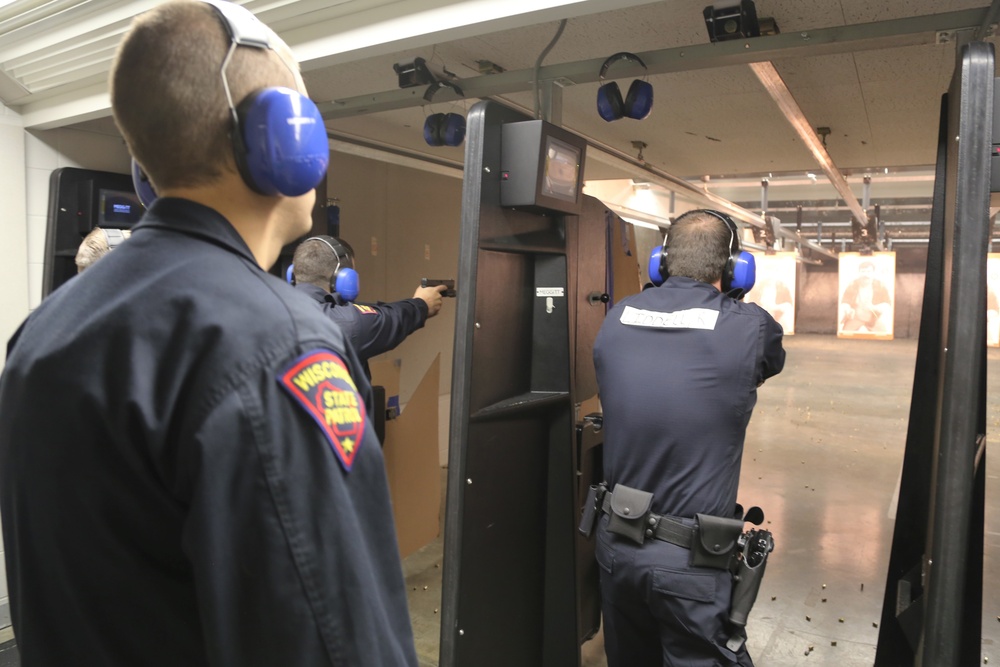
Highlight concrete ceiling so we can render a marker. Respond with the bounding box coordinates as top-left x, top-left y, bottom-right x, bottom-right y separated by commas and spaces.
2, 0, 998, 248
